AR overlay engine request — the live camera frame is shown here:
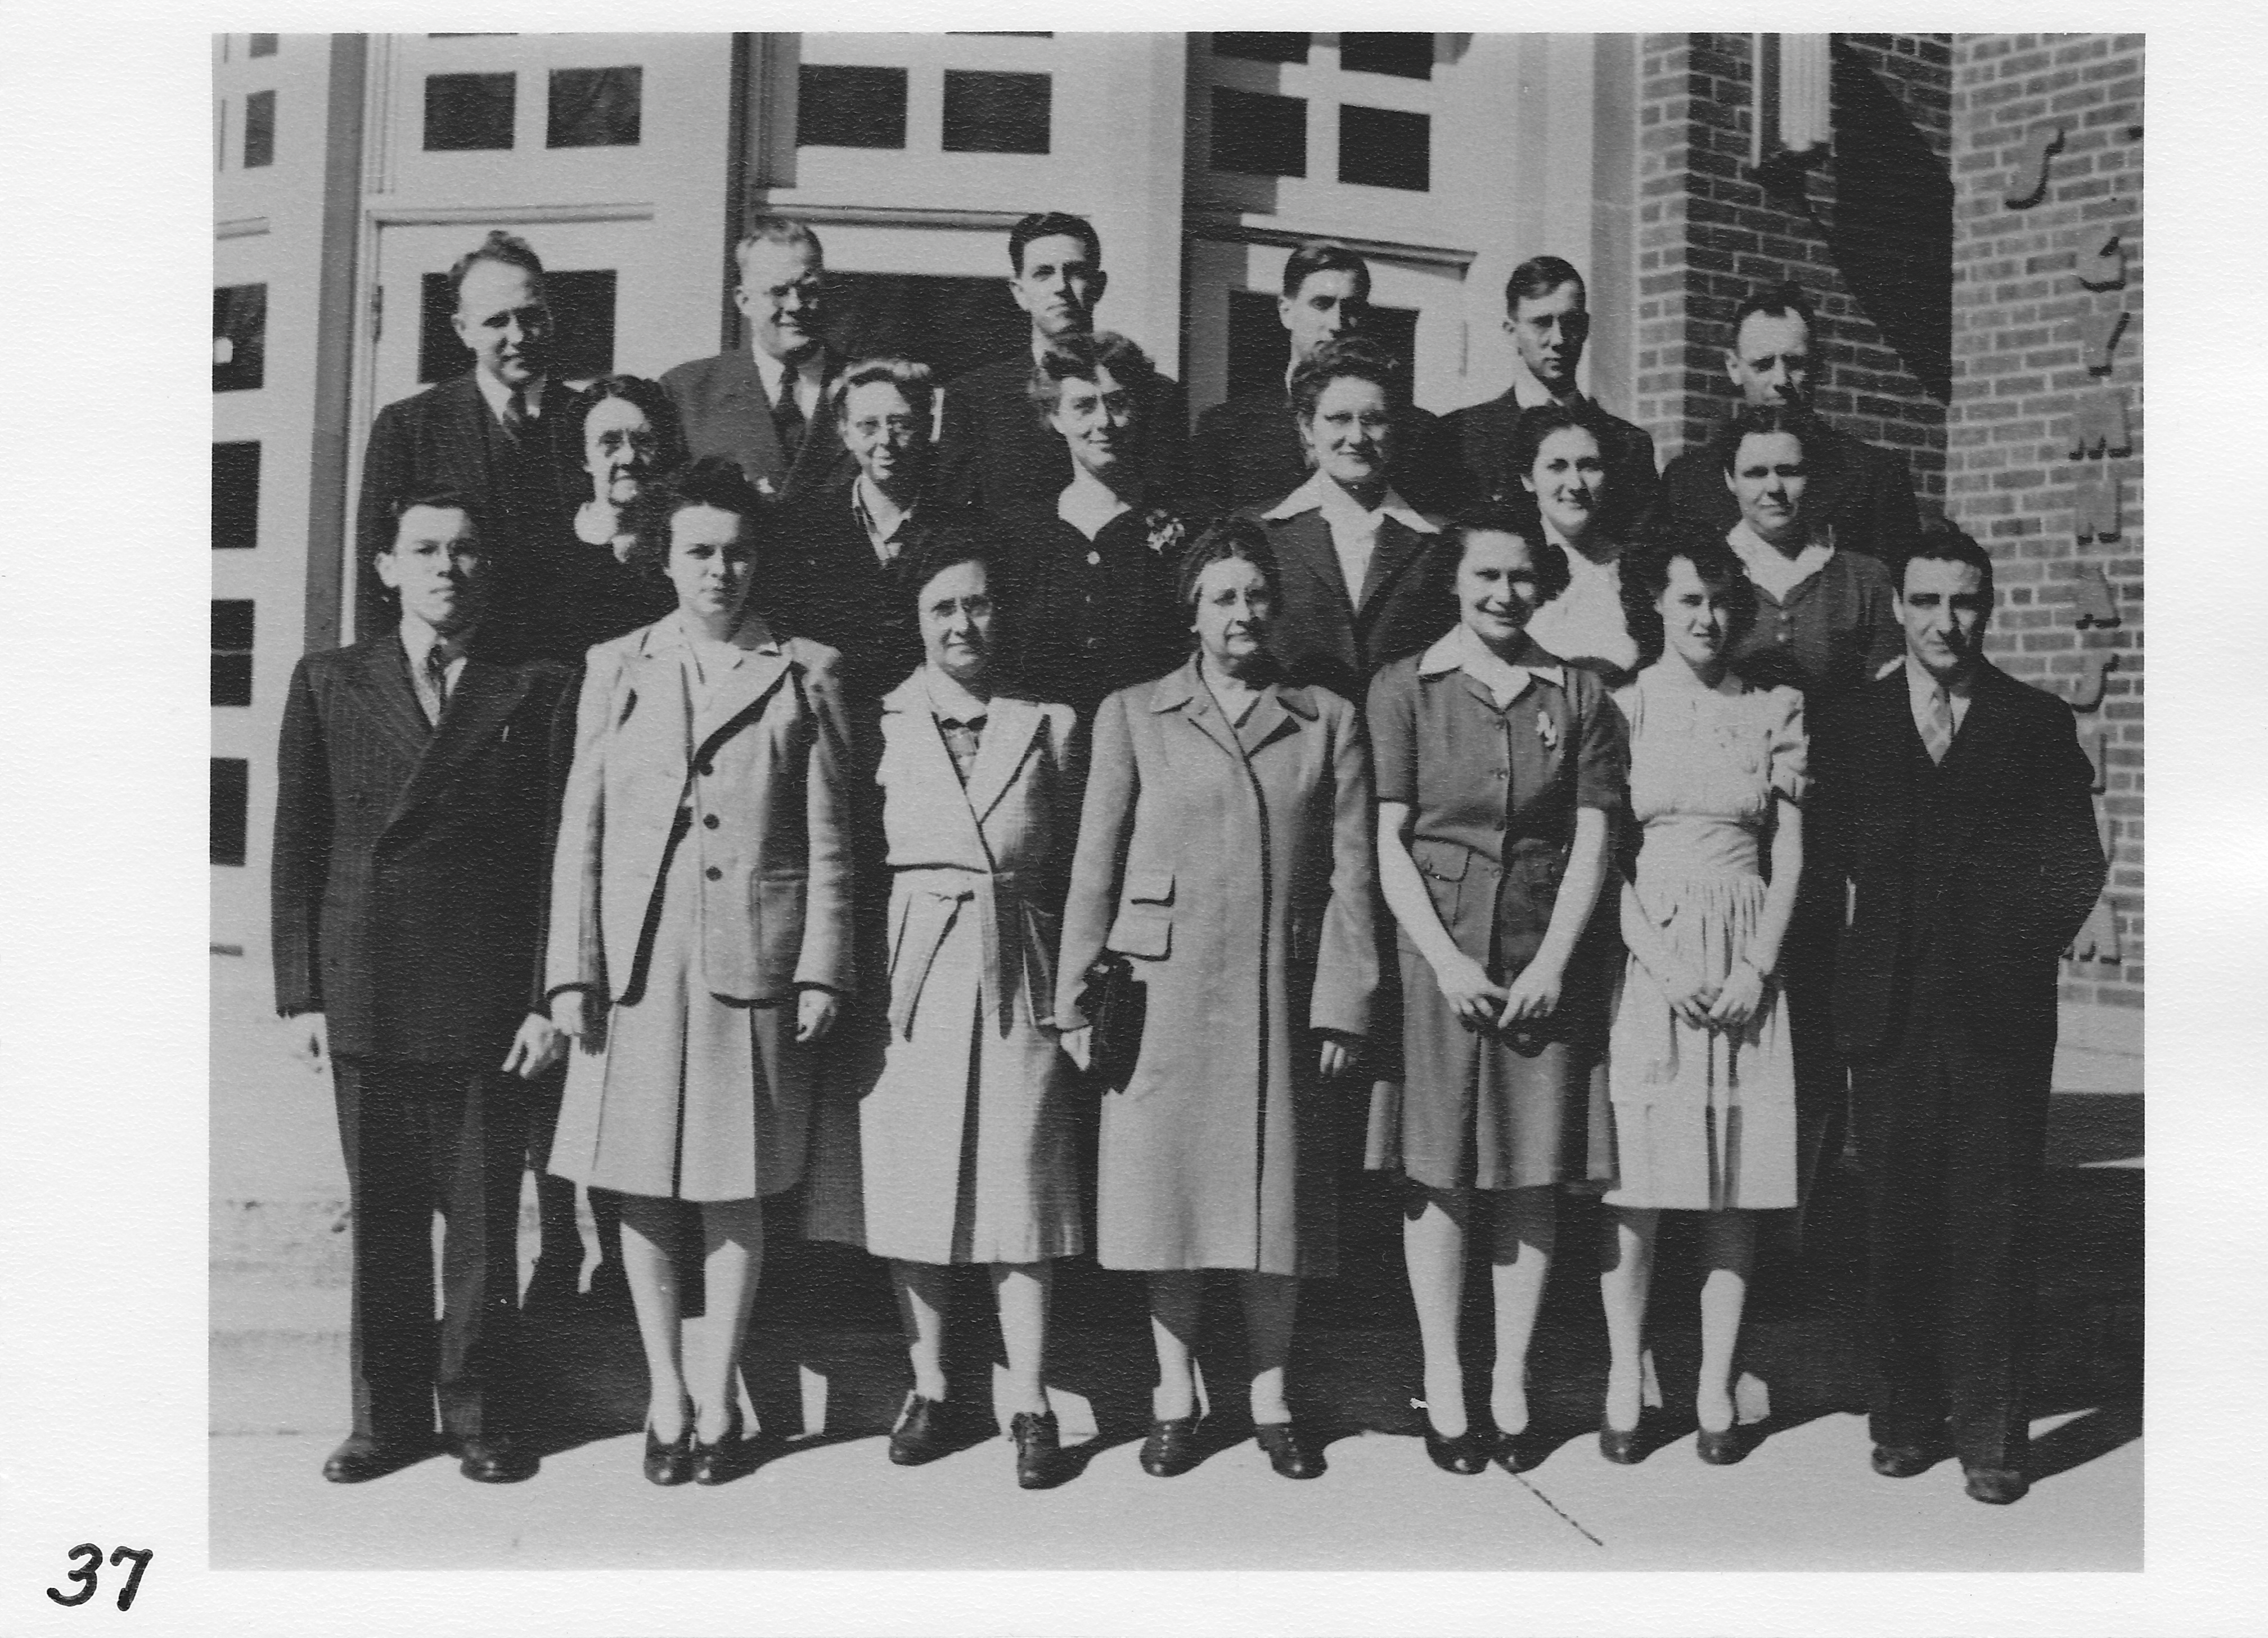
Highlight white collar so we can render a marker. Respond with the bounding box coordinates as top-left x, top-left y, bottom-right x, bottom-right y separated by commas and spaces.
474, 370, 546, 422
1903, 652, 1973, 708
1057, 469, 1133, 539
1418, 625, 1564, 692
855, 475, 919, 542
1262, 469, 1437, 534
1726, 519, 1834, 597
920, 665, 991, 724
399, 610, 474, 672
1539, 511, 1618, 576
672, 608, 780, 656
